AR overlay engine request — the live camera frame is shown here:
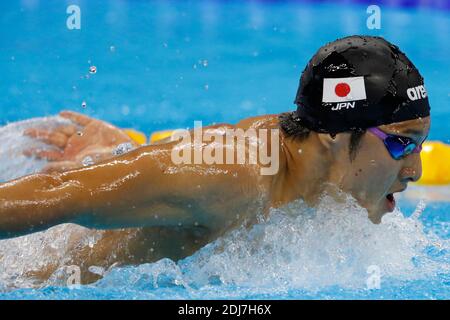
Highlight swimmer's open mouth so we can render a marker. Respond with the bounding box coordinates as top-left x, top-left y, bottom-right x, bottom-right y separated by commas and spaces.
385, 187, 407, 212
386, 193, 396, 212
